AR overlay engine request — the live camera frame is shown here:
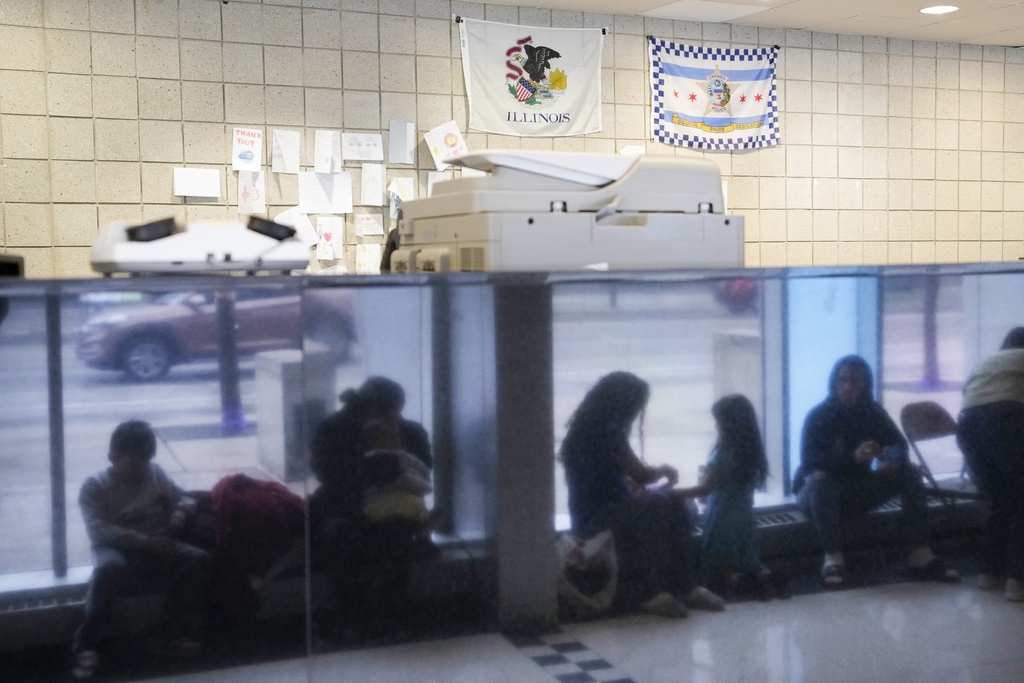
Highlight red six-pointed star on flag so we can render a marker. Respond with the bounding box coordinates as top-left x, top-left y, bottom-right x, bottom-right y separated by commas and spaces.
740, 95, 746, 102
673, 90, 679, 97
755, 93, 763, 102
688, 92, 697, 101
